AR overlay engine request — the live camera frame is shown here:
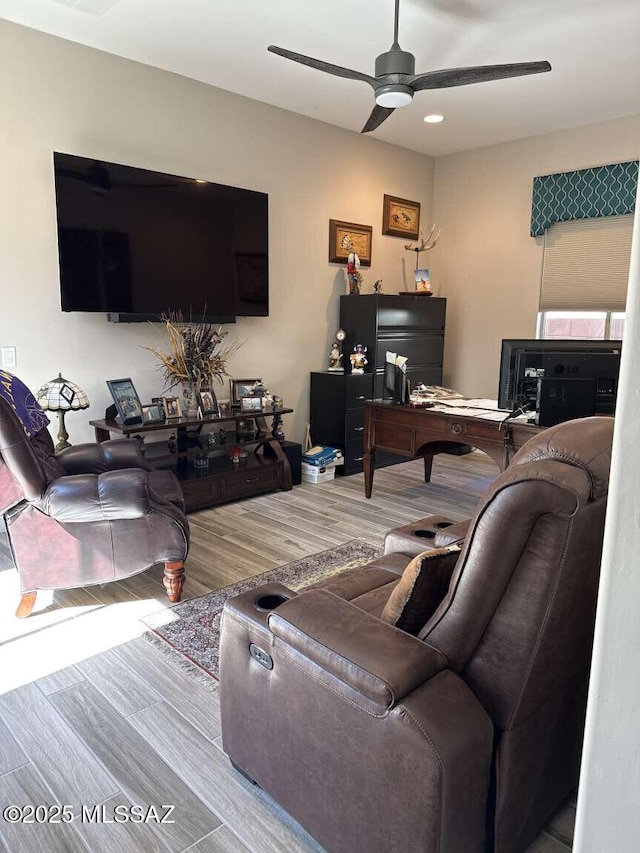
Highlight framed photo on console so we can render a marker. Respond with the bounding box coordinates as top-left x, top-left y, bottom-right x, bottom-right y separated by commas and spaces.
163, 396, 182, 419
240, 396, 263, 413
106, 378, 143, 425
230, 378, 262, 407
199, 390, 219, 415
141, 404, 165, 424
